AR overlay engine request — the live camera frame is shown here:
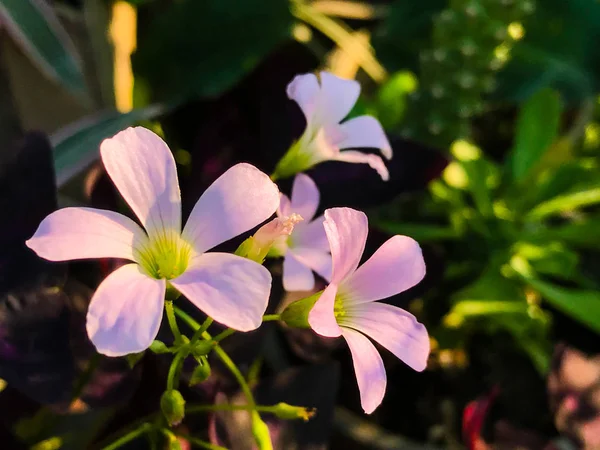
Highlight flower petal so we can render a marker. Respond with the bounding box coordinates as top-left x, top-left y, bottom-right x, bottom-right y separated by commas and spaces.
338, 116, 392, 159
289, 247, 332, 282
323, 208, 368, 284
293, 216, 329, 250
319, 72, 360, 124
342, 328, 386, 414
170, 253, 271, 331
278, 193, 292, 218
343, 235, 425, 303
287, 72, 320, 124
290, 174, 320, 222
343, 302, 430, 372
283, 252, 315, 292
26, 207, 148, 262
100, 127, 181, 238
182, 163, 280, 254
336, 150, 389, 181
86, 264, 165, 356
308, 283, 342, 337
